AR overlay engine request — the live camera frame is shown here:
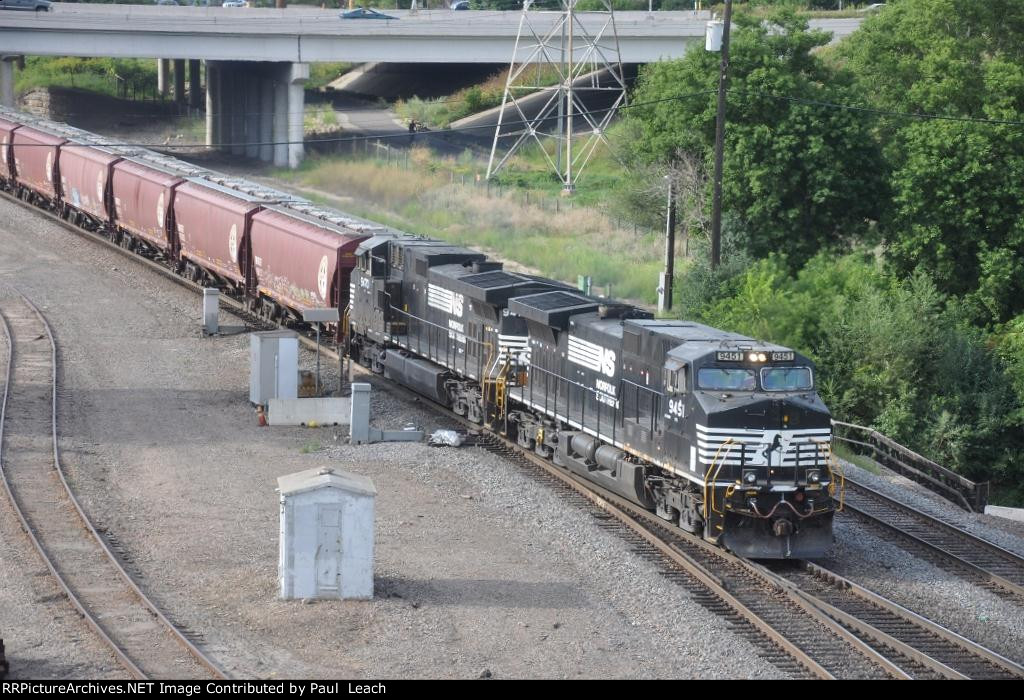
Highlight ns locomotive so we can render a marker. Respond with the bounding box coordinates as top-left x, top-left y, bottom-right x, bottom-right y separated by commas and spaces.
349, 234, 837, 559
